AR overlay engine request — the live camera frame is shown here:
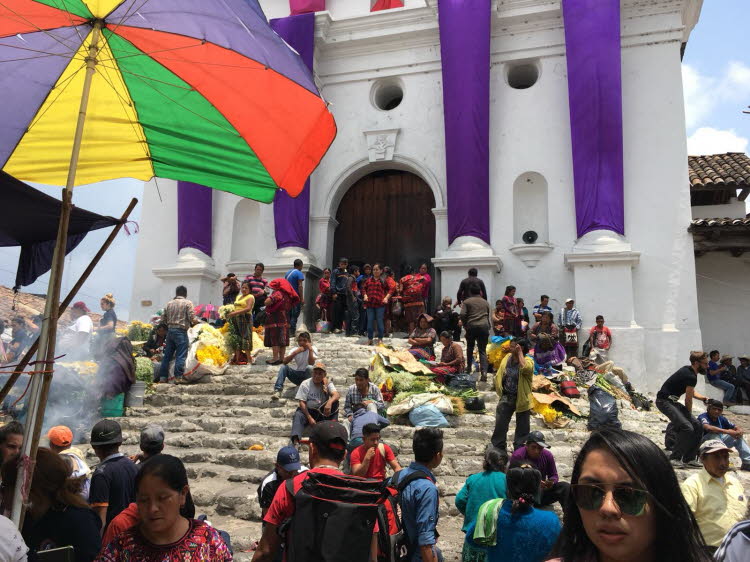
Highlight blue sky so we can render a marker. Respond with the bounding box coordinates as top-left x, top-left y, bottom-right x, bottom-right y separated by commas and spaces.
0, 2, 746, 321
